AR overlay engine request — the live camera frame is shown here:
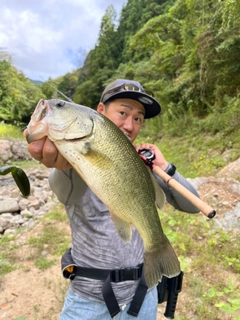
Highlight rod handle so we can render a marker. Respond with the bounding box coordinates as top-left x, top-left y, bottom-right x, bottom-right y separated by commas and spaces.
153, 166, 216, 219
